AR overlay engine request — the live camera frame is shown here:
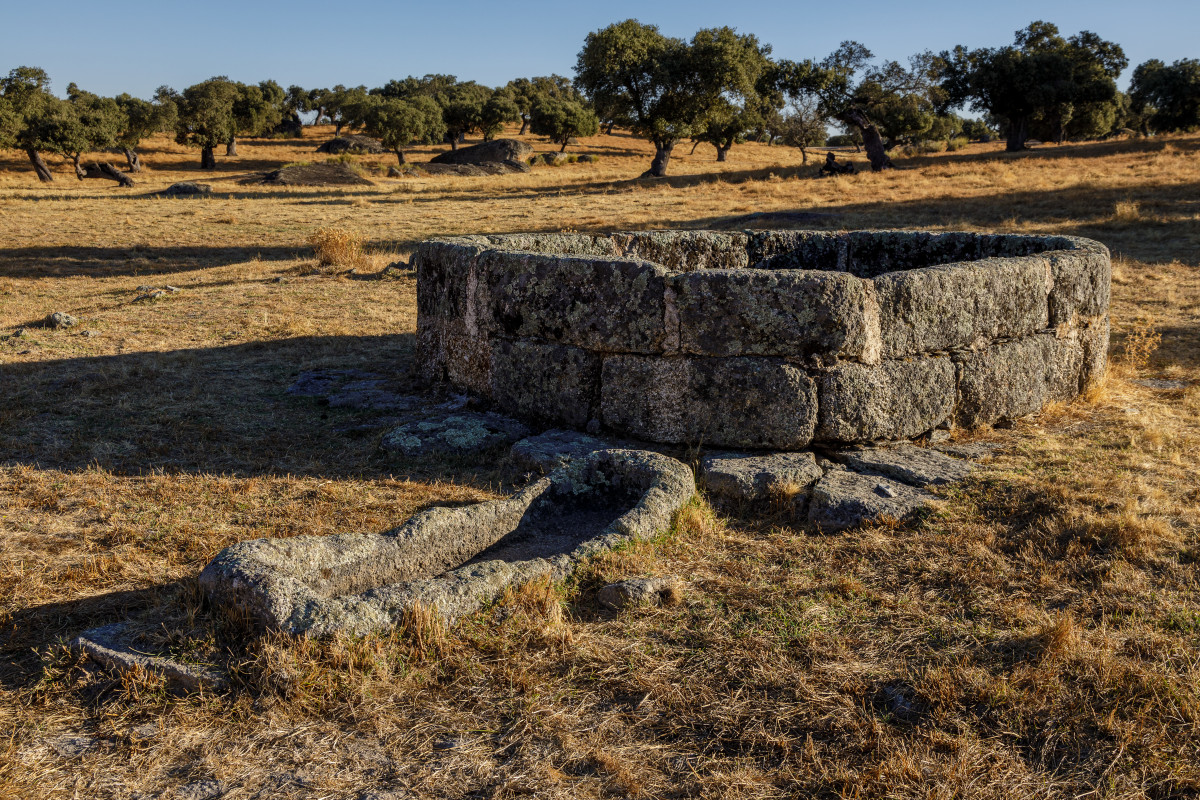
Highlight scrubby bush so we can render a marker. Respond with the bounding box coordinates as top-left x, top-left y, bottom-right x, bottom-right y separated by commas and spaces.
309, 226, 365, 269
